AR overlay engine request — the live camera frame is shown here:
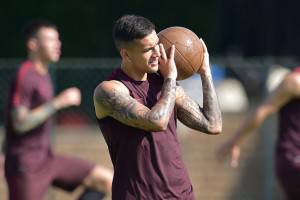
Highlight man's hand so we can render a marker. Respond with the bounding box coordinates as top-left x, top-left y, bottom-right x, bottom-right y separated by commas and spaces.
216, 140, 240, 168
158, 44, 177, 80
198, 39, 210, 74
54, 87, 81, 109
